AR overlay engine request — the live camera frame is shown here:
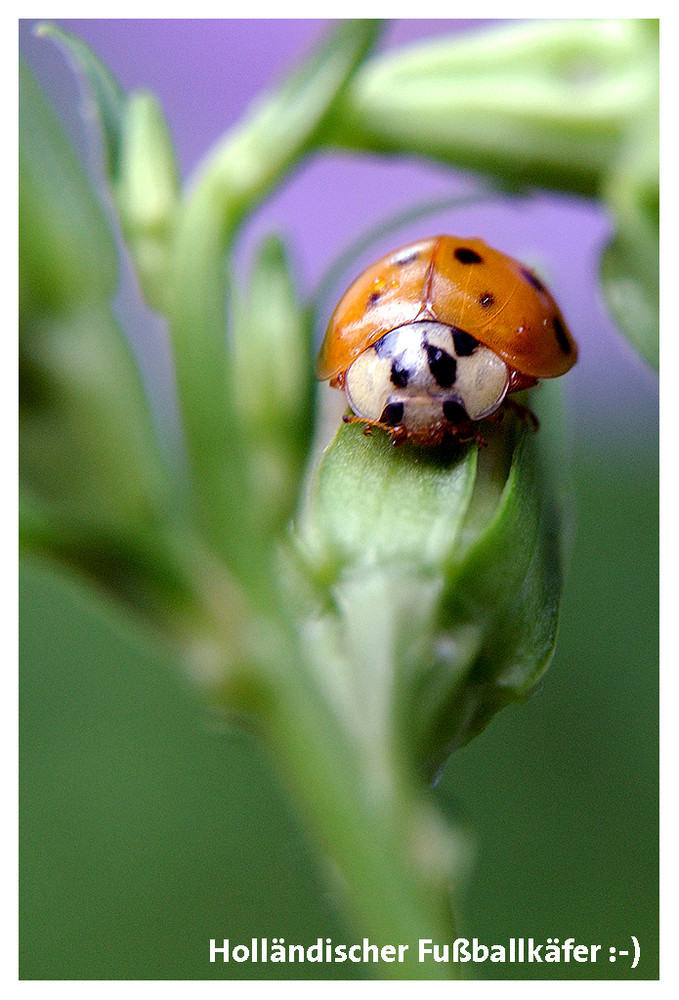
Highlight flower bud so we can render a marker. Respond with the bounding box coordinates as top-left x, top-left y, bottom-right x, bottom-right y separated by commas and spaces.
115, 90, 180, 312
294, 410, 563, 783
230, 236, 314, 537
